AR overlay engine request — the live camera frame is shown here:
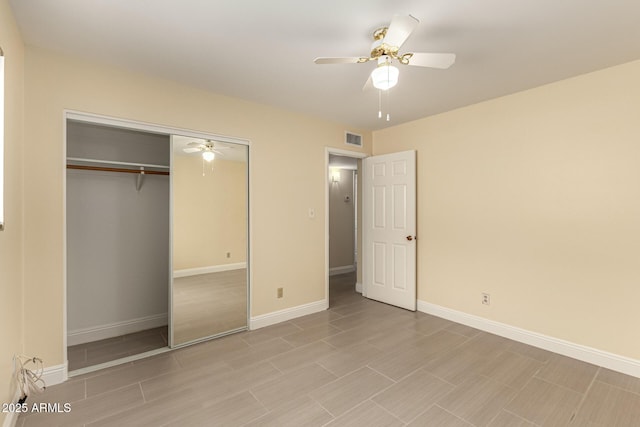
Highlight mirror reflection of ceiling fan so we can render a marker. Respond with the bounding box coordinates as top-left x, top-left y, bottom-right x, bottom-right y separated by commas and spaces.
314, 14, 456, 91
182, 140, 230, 162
